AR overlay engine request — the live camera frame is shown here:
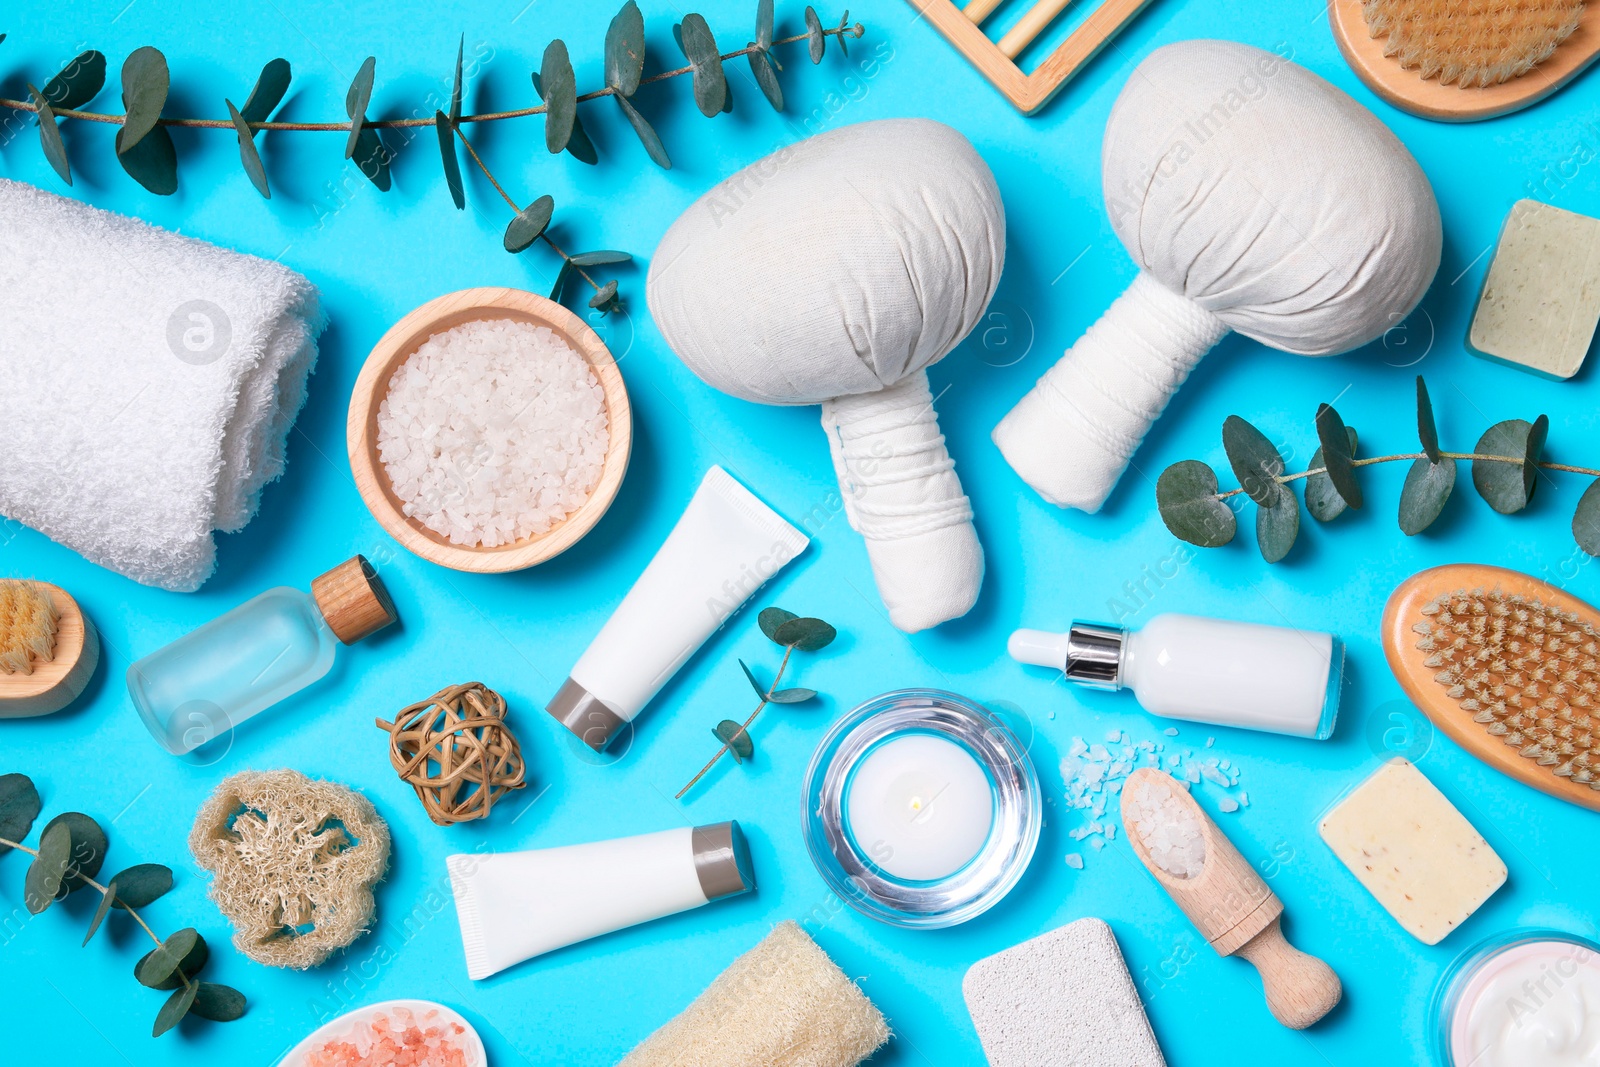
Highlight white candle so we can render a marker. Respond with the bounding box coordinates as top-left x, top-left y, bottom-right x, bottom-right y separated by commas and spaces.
846, 733, 995, 881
